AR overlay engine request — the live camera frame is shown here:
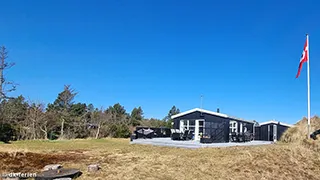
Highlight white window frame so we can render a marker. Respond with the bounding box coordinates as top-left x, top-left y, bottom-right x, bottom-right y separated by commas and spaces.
180, 119, 197, 132
229, 121, 238, 134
